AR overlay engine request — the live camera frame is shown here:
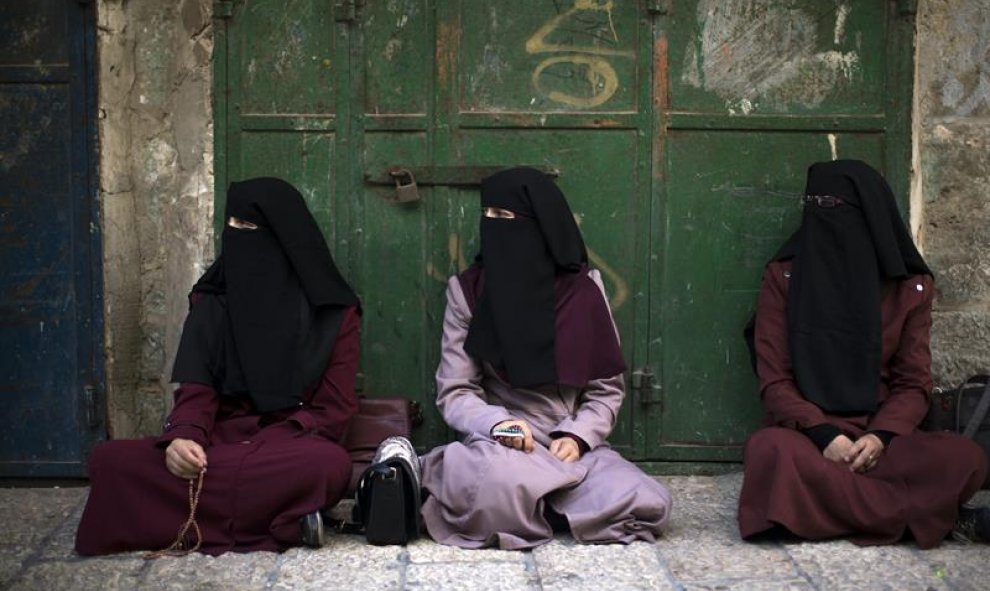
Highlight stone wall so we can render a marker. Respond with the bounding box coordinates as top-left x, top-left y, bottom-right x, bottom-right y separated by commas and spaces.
97, 0, 214, 437
917, 0, 990, 386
